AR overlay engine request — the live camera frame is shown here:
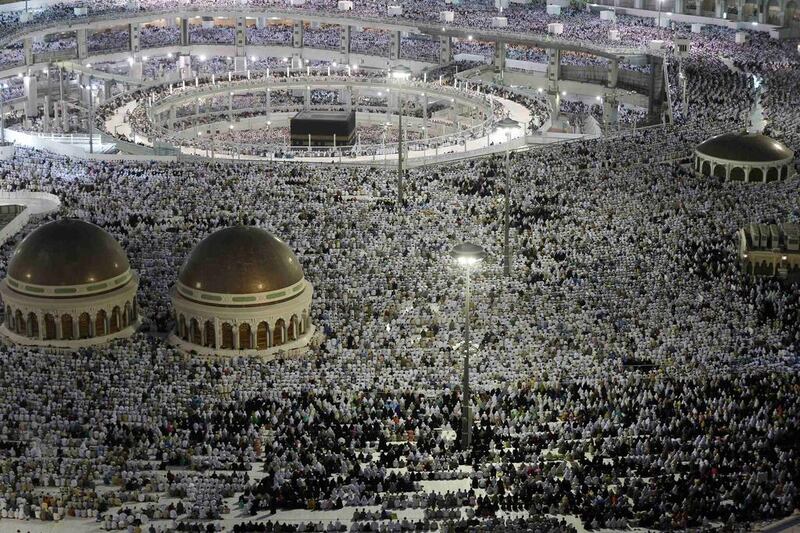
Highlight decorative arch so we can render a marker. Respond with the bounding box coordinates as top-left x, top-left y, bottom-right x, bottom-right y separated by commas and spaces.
766, 167, 778, 181
749, 167, 763, 182
44, 314, 56, 340
204, 320, 216, 347
95, 310, 108, 337
239, 323, 252, 350
190, 318, 202, 345
767, 0, 781, 23
78, 312, 91, 339
786, 0, 799, 28
713, 163, 726, 179
61, 314, 74, 340
14, 310, 24, 335
730, 166, 745, 181
701, 160, 712, 176
221, 323, 234, 349
256, 321, 270, 349
124, 301, 133, 328
179, 314, 188, 340
273, 318, 286, 346
110, 306, 121, 333
27, 313, 39, 338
